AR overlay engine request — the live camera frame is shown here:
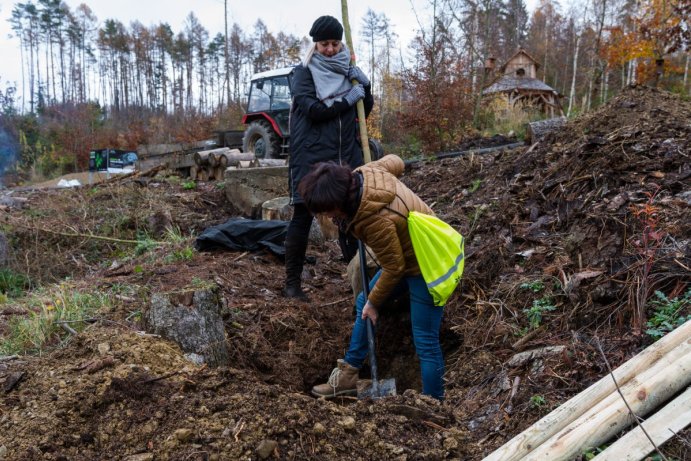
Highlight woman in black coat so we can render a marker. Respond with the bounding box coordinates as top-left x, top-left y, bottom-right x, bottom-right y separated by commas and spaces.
283, 15, 374, 300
